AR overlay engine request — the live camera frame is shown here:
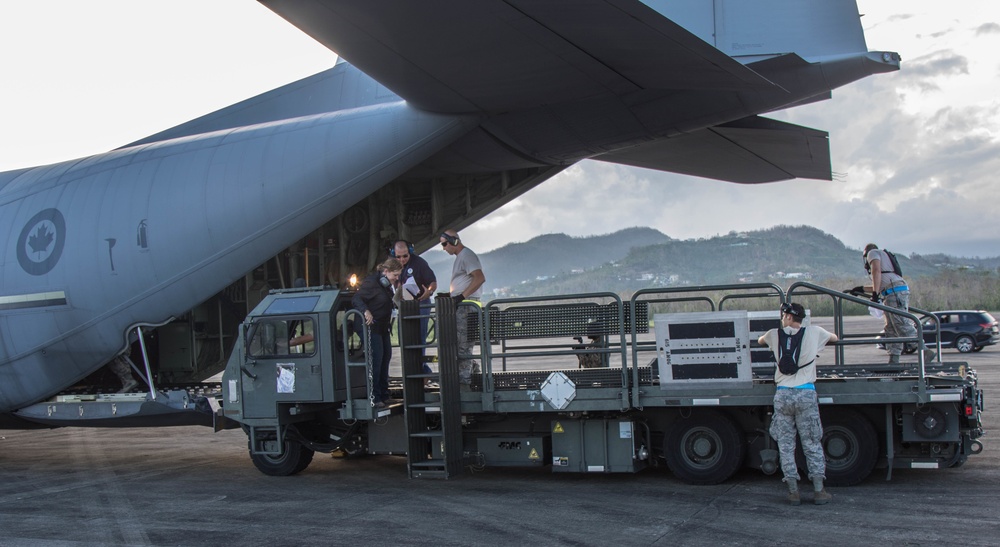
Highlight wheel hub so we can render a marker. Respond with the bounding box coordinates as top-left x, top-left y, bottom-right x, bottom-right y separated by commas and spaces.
692, 436, 714, 458
826, 436, 848, 458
